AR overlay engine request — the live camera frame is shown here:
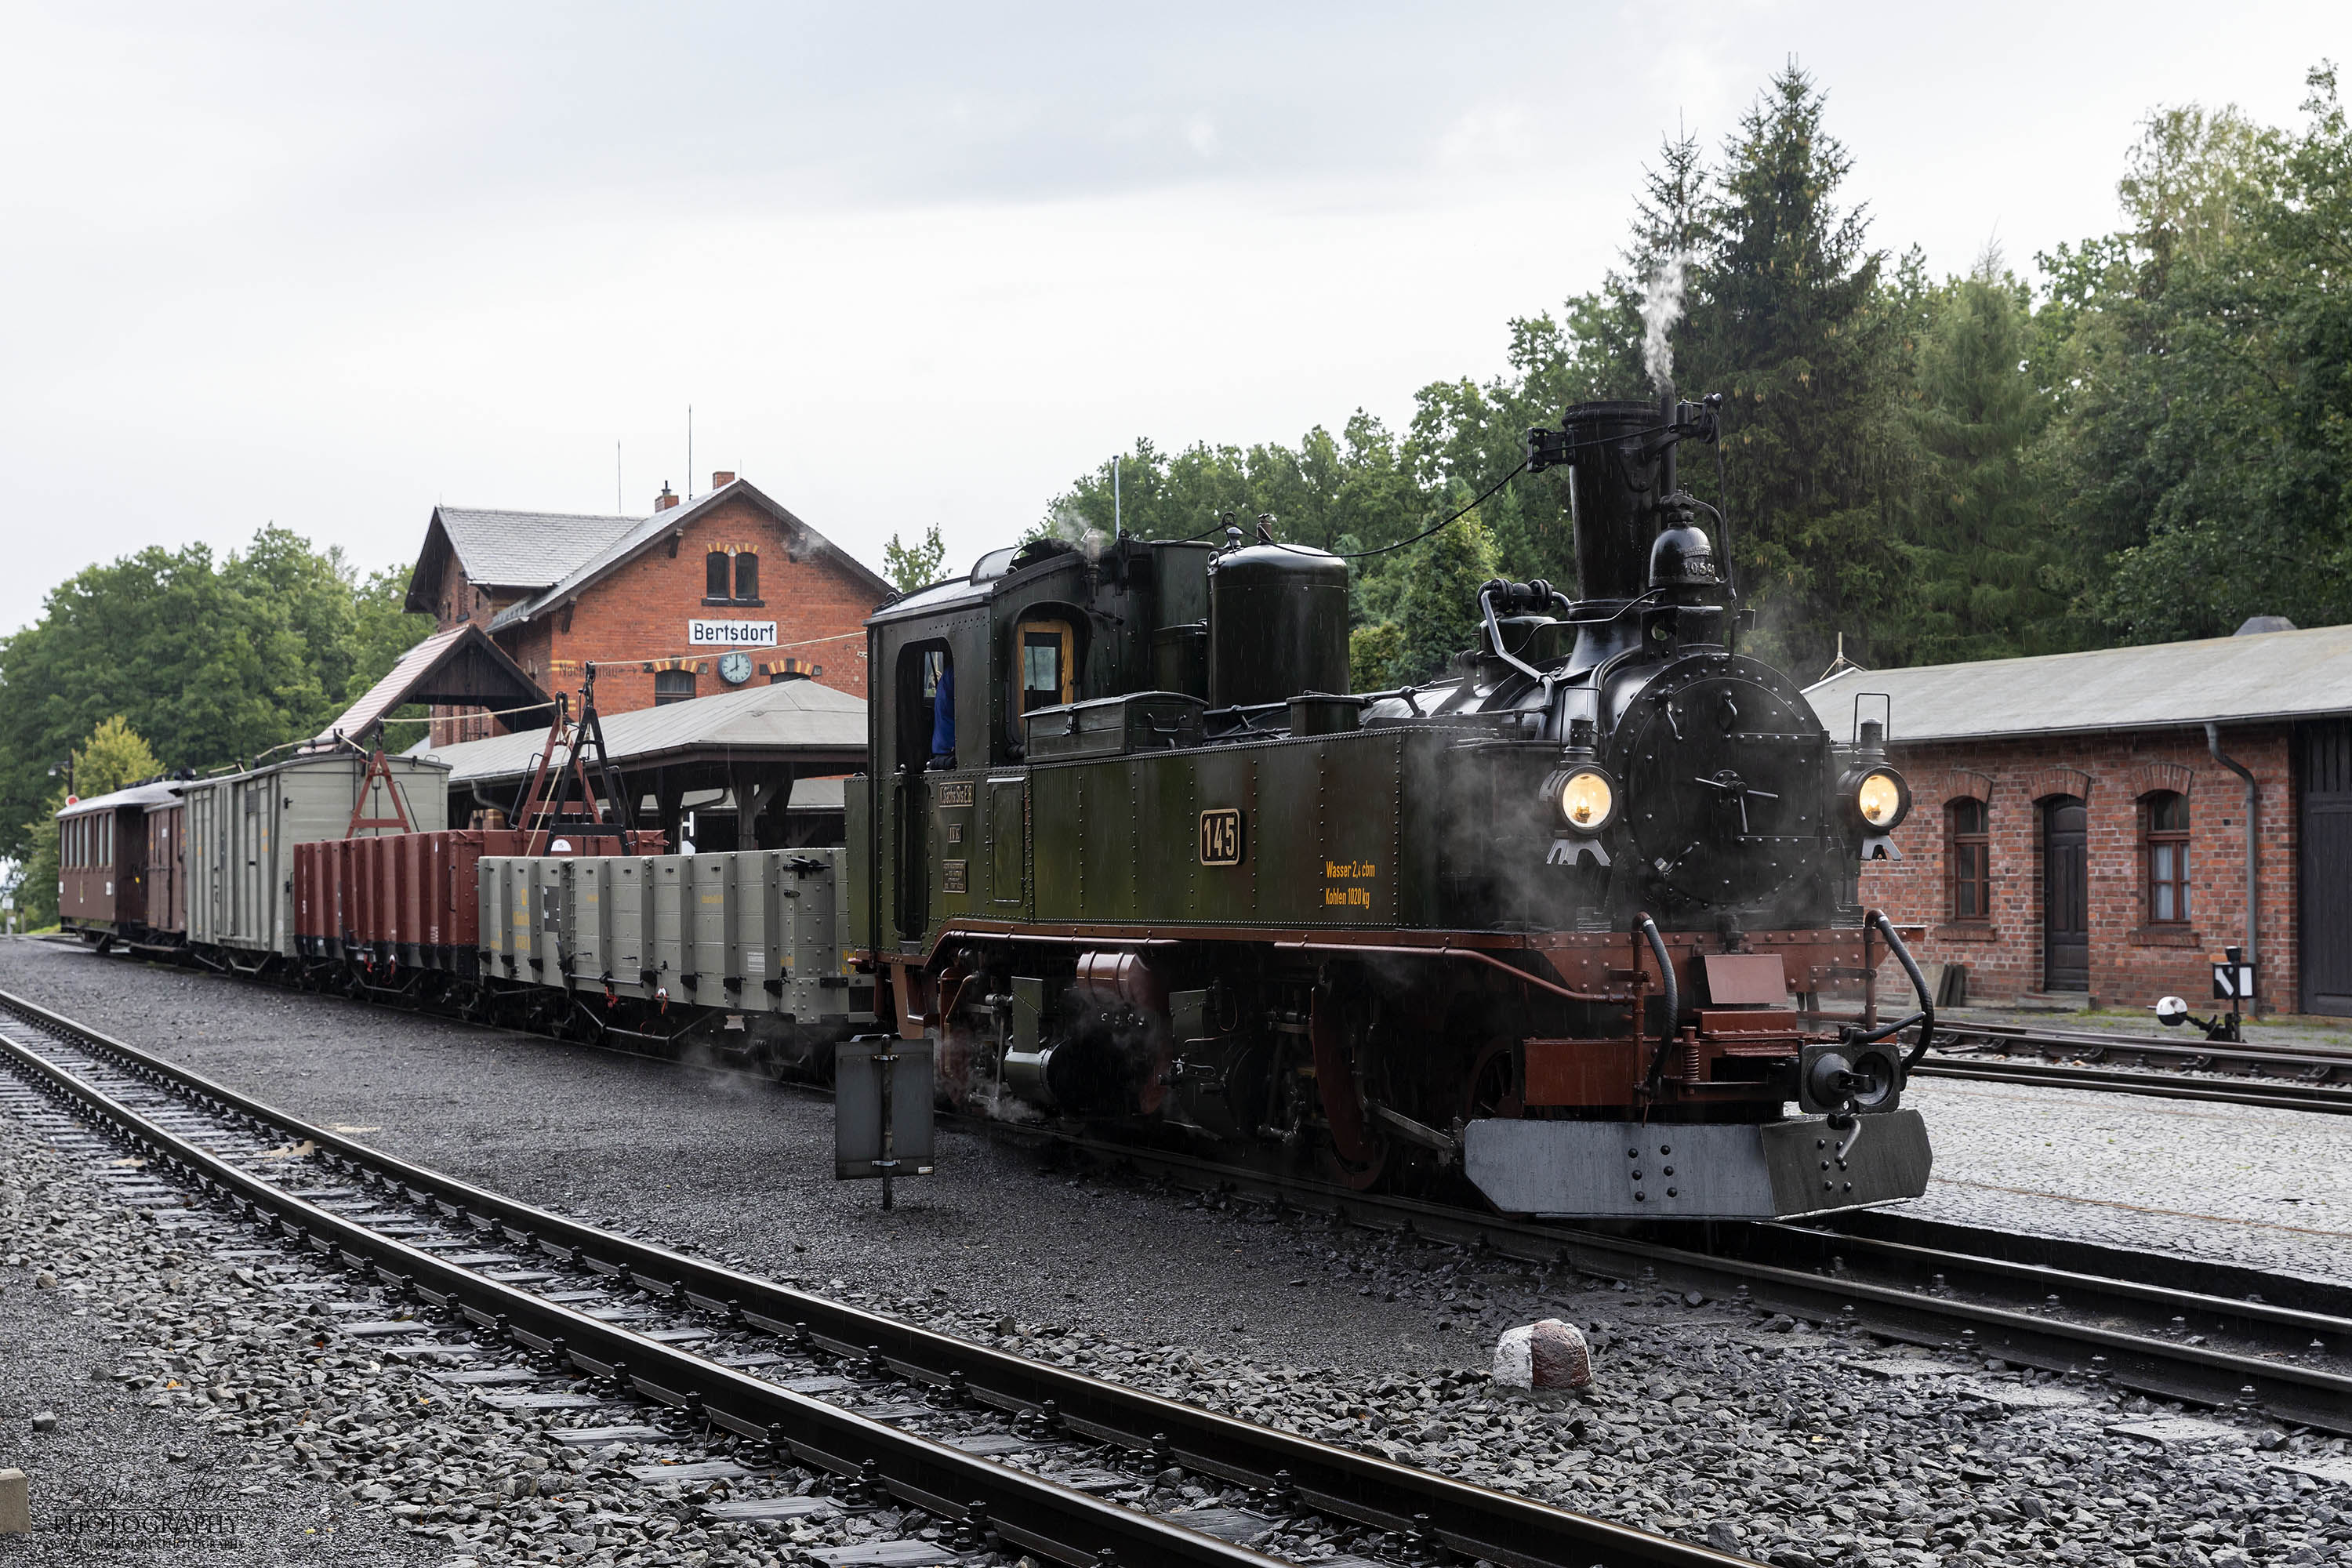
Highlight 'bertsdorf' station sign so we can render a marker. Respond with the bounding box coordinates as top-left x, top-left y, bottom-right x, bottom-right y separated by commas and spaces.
688, 619, 778, 647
